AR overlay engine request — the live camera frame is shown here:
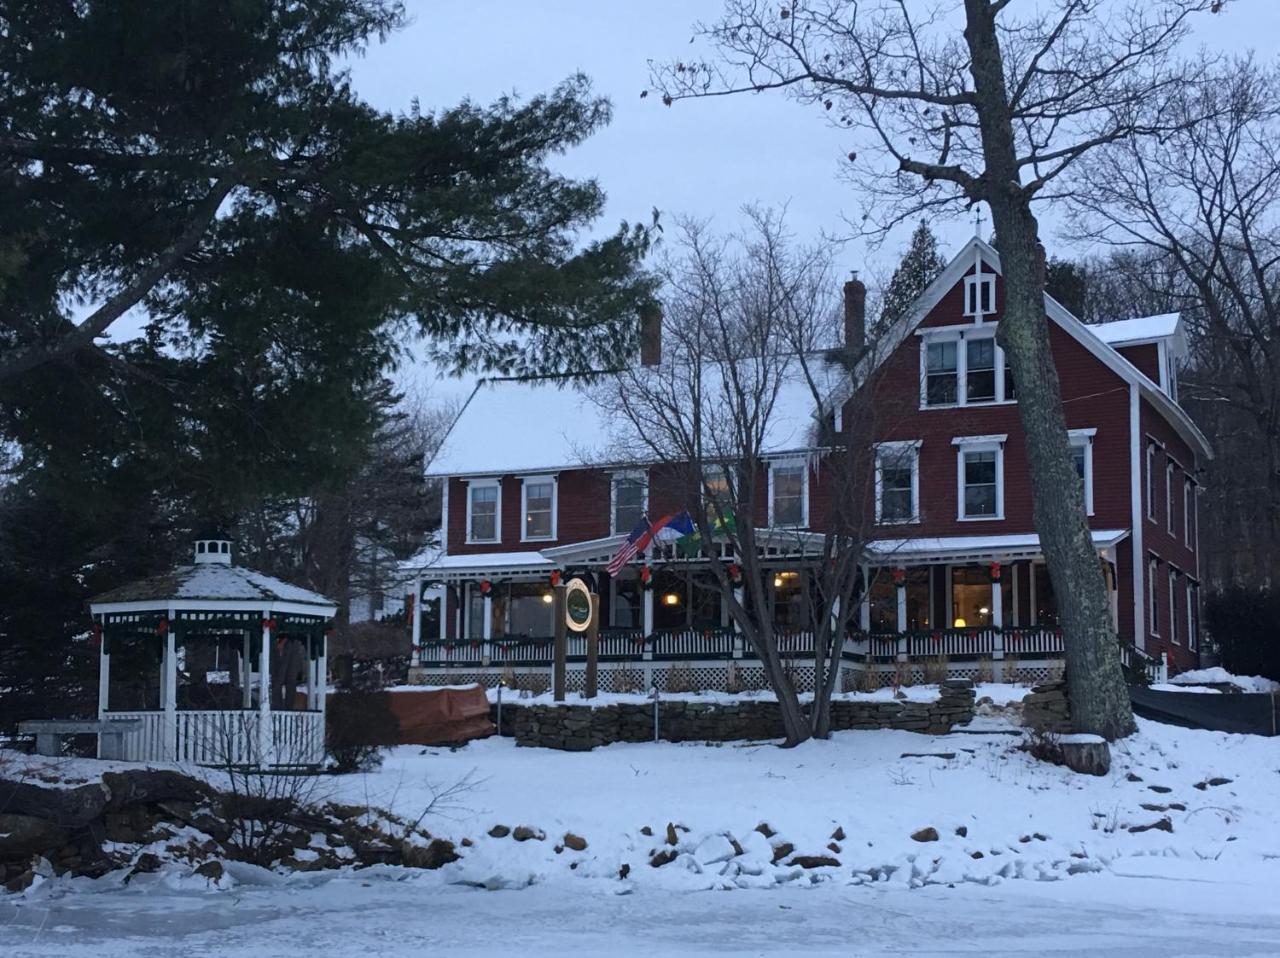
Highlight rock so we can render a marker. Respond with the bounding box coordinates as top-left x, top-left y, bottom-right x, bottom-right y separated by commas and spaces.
789, 855, 840, 869
955, 826, 968, 838
770, 841, 795, 863
911, 827, 939, 843
512, 826, 544, 842
1148, 785, 1172, 794
0, 813, 68, 859
649, 849, 677, 867
194, 860, 224, 882
1128, 818, 1174, 834
827, 842, 841, 854
562, 832, 587, 852
0, 780, 107, 828
101, 770, 210, 810
4, 869, 35, 893
665, 822, 679, 846
755, 822, 775, 839
487, 825, 511, 838
402, 838, 460, 869
460, 837, 473, 848
619, 863, 631, 879
970, 851, 984, 859
126, 852, 162, 882
1061, 739, 1111, 776
1195, 777, 1233, 790
1125, 772, 1143, 782
640, 826, 653, 837
831, 826, 845, 841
